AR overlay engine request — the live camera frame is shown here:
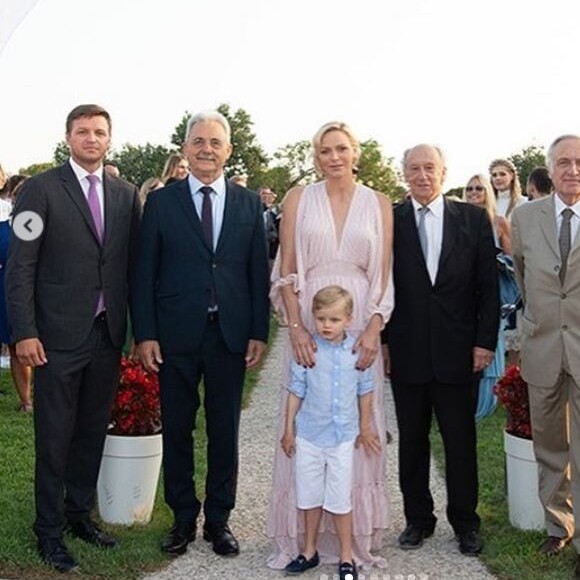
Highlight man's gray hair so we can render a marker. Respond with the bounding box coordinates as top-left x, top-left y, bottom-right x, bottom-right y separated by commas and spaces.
185, 110, 231, 143
546, 134, 580, 169
402, 144, 447, 169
